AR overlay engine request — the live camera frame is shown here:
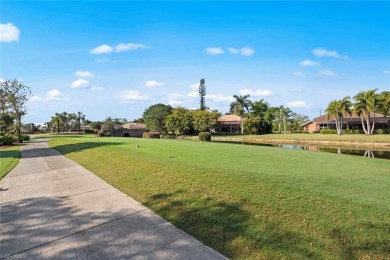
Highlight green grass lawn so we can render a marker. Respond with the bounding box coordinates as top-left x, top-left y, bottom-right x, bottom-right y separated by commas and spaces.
0, 145, 22, 180
241, 133, 390, 143
49, 135, 390, 259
